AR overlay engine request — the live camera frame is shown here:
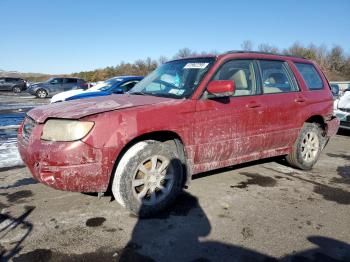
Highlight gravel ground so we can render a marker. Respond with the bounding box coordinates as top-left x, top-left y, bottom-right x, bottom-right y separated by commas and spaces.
0, 132, 349, 261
